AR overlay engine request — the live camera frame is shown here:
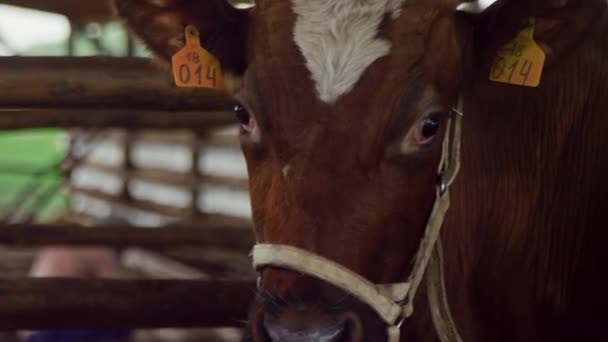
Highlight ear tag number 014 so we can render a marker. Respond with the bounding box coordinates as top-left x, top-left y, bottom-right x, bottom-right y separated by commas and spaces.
489, 18, 546, 88
172, 25, 224, 89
